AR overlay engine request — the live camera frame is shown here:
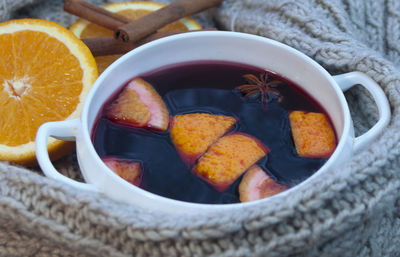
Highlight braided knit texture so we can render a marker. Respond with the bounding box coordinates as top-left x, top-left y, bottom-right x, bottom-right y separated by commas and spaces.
1, 0, 400, 256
